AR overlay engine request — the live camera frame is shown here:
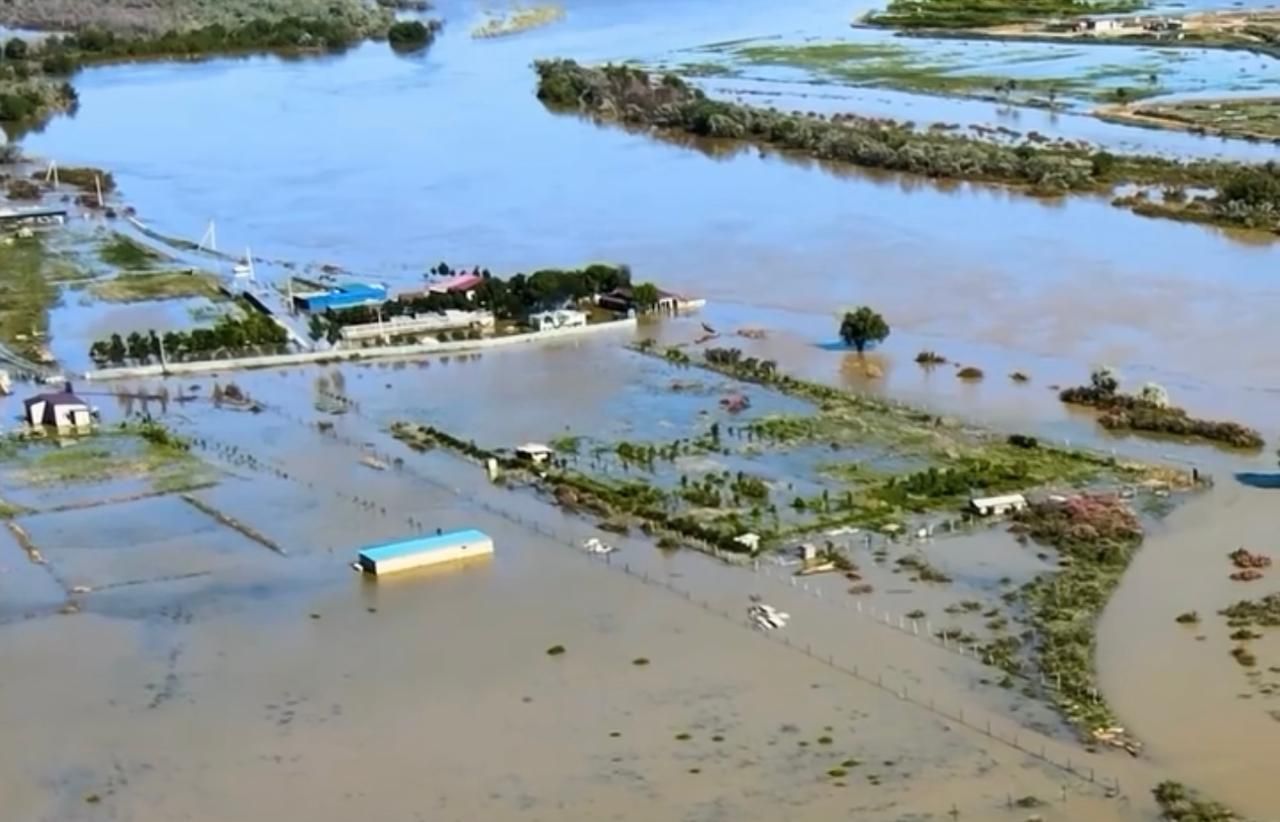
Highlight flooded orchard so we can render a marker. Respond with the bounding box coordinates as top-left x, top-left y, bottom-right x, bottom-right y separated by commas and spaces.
3, 0, 1280, 818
